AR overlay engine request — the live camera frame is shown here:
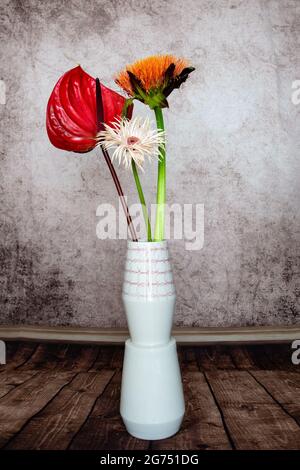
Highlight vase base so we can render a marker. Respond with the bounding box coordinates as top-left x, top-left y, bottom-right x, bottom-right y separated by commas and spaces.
122, 415, 184, 440
120, 338, 185, 440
